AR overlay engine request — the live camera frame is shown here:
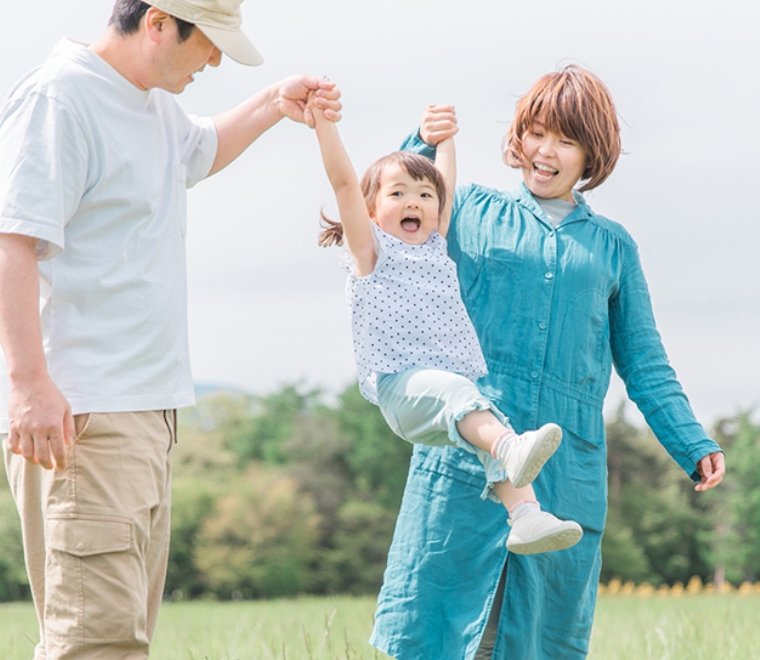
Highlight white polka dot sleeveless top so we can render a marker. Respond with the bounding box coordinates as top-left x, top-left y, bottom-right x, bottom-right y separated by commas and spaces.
344, 224, 488, 405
